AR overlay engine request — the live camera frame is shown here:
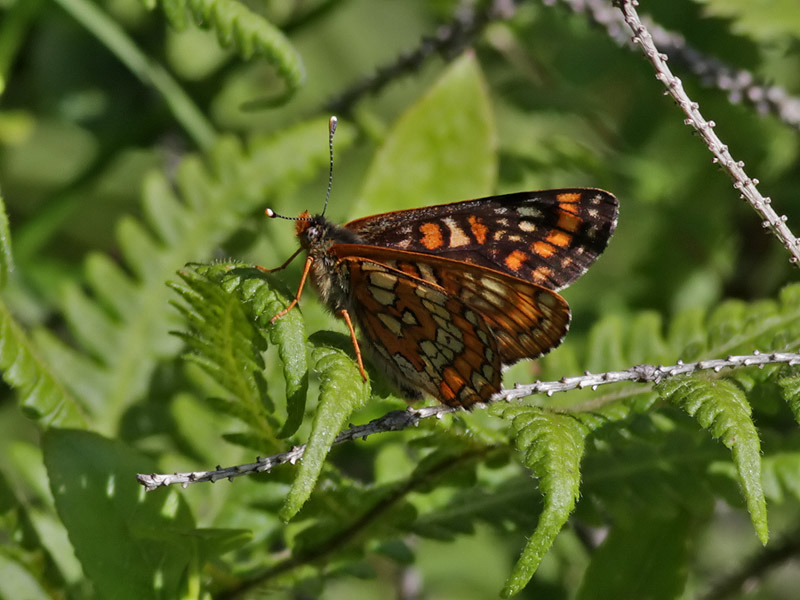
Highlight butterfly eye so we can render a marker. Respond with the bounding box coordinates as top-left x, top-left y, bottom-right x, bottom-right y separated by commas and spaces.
303, 224, 324, 244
